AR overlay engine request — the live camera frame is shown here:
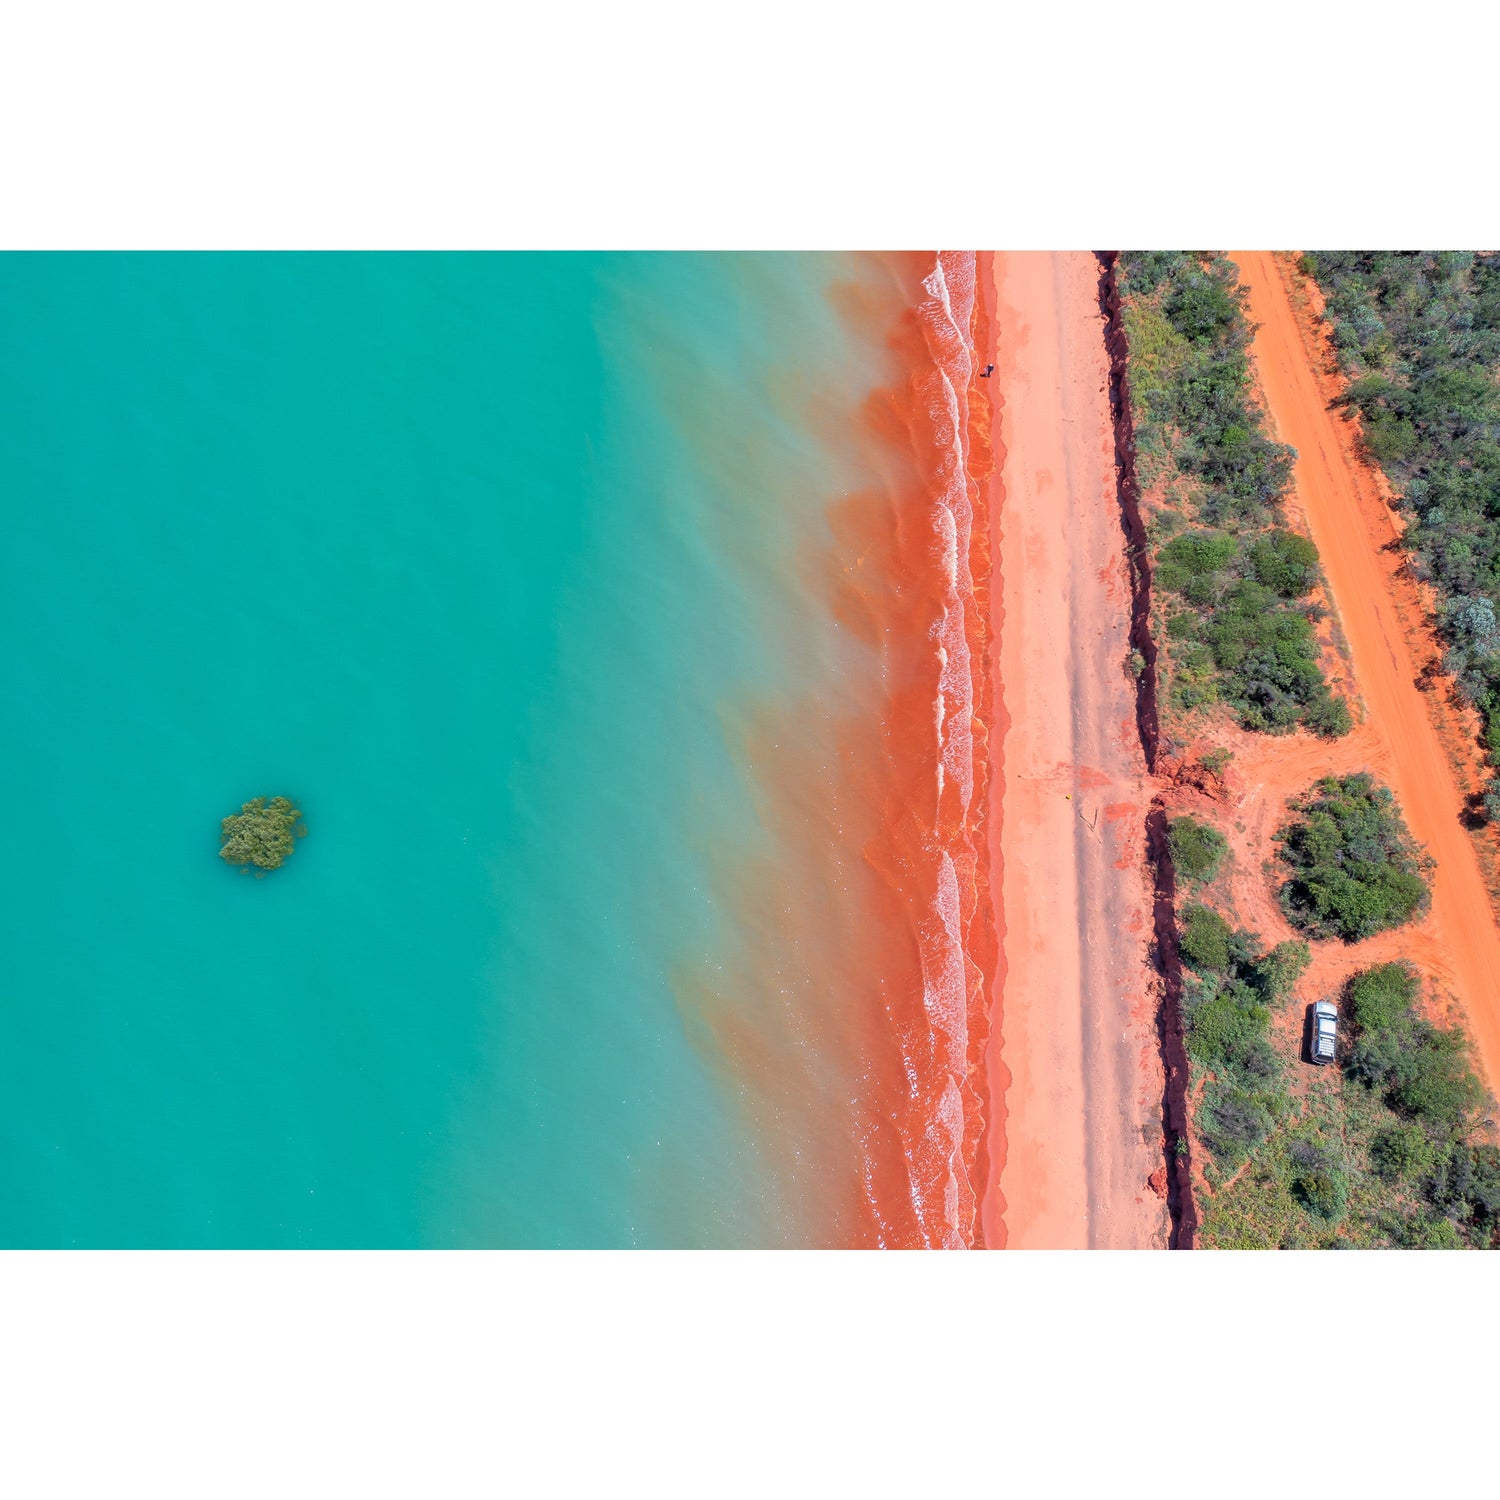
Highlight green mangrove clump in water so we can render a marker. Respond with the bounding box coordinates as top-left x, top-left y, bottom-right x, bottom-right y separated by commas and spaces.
219, 796, 305, 873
